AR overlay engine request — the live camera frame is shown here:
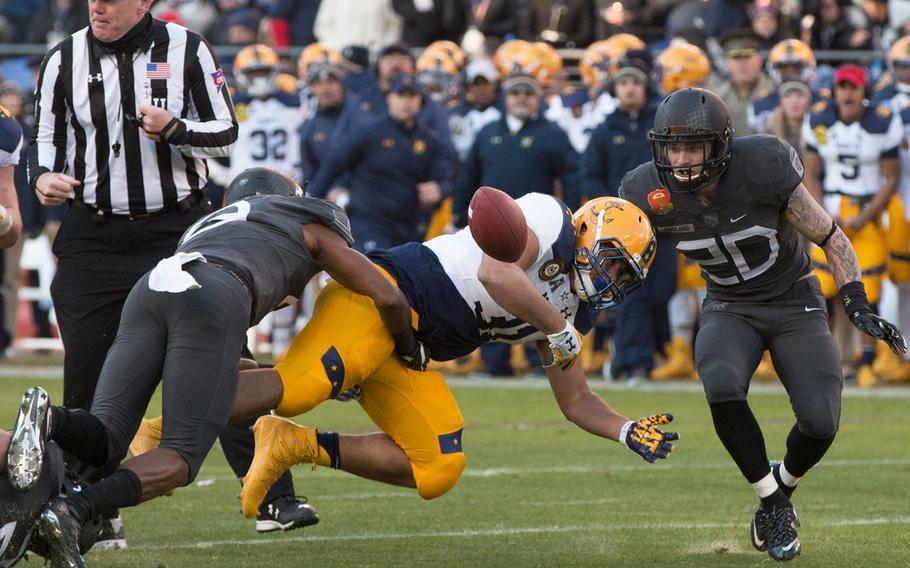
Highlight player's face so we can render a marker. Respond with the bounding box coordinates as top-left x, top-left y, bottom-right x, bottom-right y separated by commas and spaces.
665, 140, 712, 179
775, 62, 806, 83
89, 0, 152, 43
311, 77, 344, 110
614, 76, 646, 110
894, 62, 910, 85
506, 87, 540, 120
387, 90, 422, 123
834, 81, 864, 120
468, 78, 497, 107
